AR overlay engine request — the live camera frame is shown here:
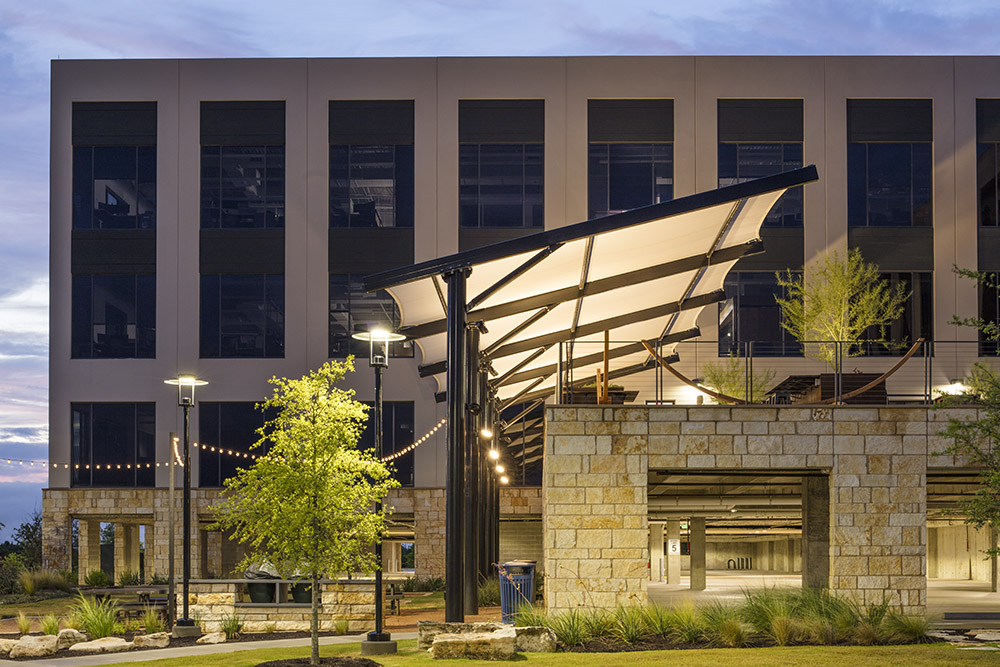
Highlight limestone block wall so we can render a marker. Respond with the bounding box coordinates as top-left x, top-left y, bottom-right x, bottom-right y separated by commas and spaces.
501, 487, 543, 516
544, 406, 650, 611
42, 485, 449, 580
188, 579, 375, 633
544, 405, 969, 615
